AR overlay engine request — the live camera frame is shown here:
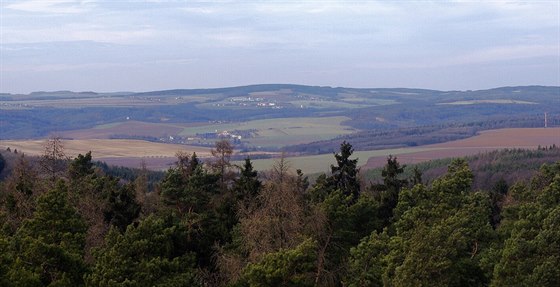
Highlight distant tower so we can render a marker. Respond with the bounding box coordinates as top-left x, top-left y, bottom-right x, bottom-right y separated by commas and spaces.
544, 112, 548, 128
